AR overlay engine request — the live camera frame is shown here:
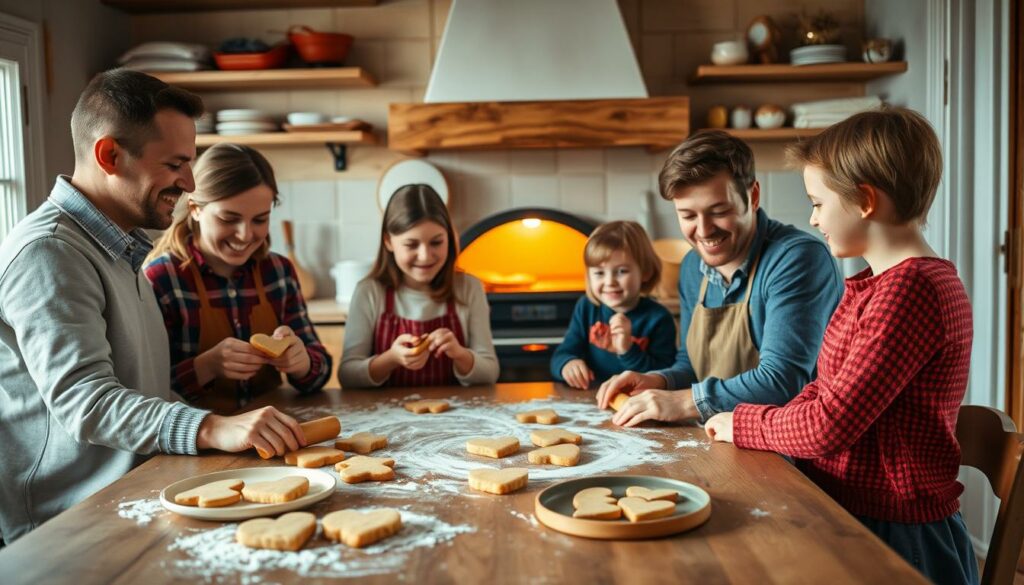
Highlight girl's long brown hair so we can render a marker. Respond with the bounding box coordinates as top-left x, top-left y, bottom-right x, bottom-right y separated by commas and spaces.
369, 184, 460, 303
147, 143, 280, 267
